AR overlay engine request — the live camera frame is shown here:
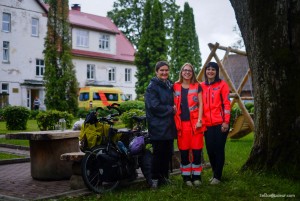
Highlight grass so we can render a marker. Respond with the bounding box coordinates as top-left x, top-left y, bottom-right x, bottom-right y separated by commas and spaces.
0, 120, 38, 148
0, 152, 25, 159
58, 133, 300, 201
0, 119, 40, 134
